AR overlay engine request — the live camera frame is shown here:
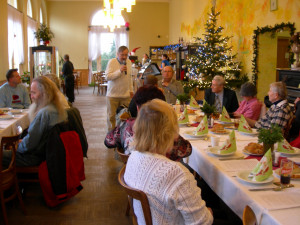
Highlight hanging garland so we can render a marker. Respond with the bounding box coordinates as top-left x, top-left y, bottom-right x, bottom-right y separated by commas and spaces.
252, 22, 296, 85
